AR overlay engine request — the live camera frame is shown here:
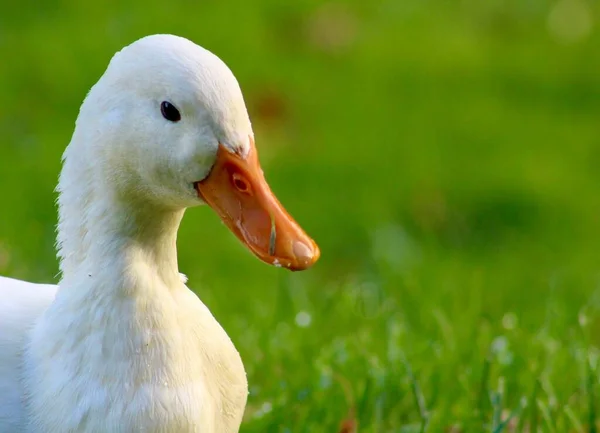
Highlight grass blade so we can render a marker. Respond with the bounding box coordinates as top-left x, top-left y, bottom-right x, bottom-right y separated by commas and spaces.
538, 400, 556, 433
400, 352, 429, 432
492, 398, 526, 433
588, 356, 597, 433
564, 405, 585, 433
479, 352, 492, 427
